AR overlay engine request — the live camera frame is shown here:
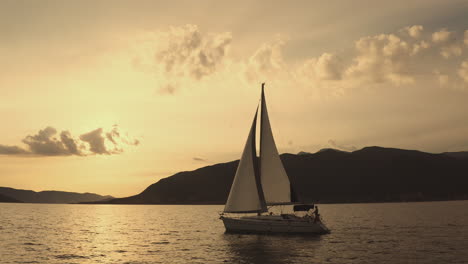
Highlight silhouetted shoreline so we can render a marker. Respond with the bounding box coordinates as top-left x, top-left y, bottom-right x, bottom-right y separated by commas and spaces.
84, 146, 468, 205
3, 146, 467, 205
